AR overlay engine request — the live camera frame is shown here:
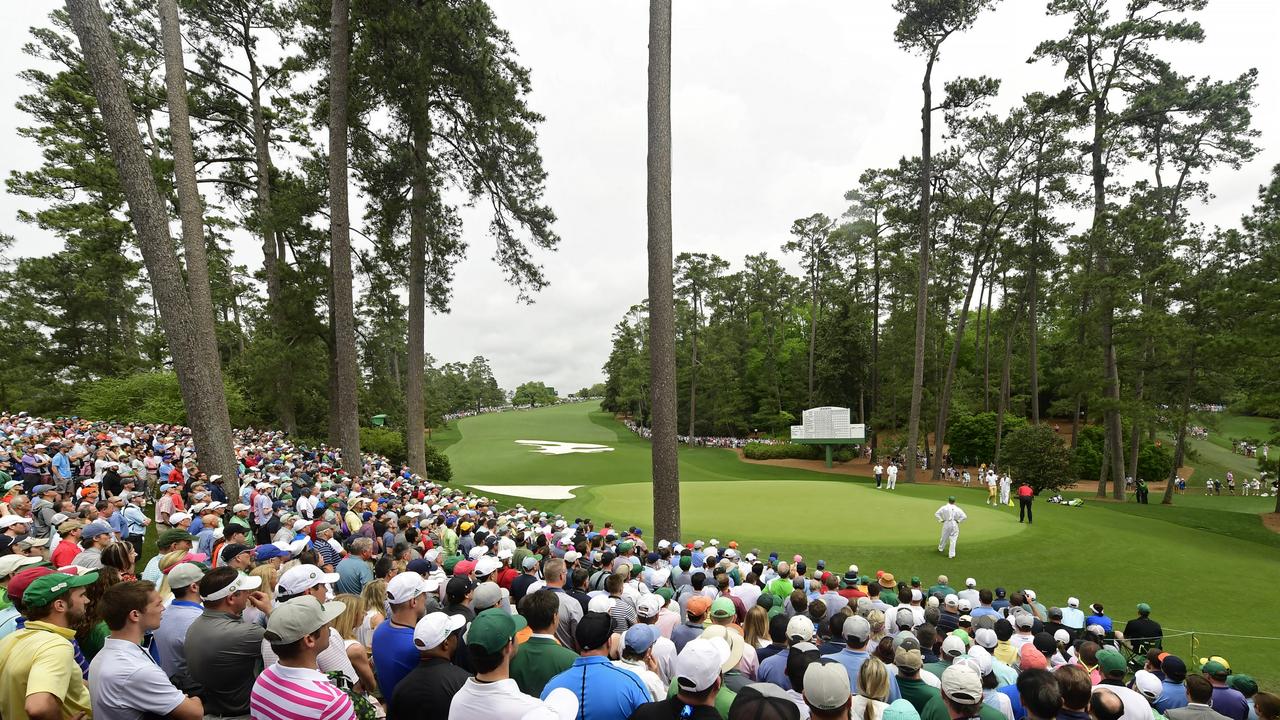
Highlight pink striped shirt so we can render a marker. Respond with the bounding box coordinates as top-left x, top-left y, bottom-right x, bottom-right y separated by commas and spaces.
250, 663, 355, 720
